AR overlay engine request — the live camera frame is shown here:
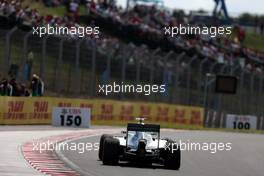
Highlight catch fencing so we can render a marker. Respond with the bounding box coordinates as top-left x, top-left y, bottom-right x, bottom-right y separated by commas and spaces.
0, 27, 263, 125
